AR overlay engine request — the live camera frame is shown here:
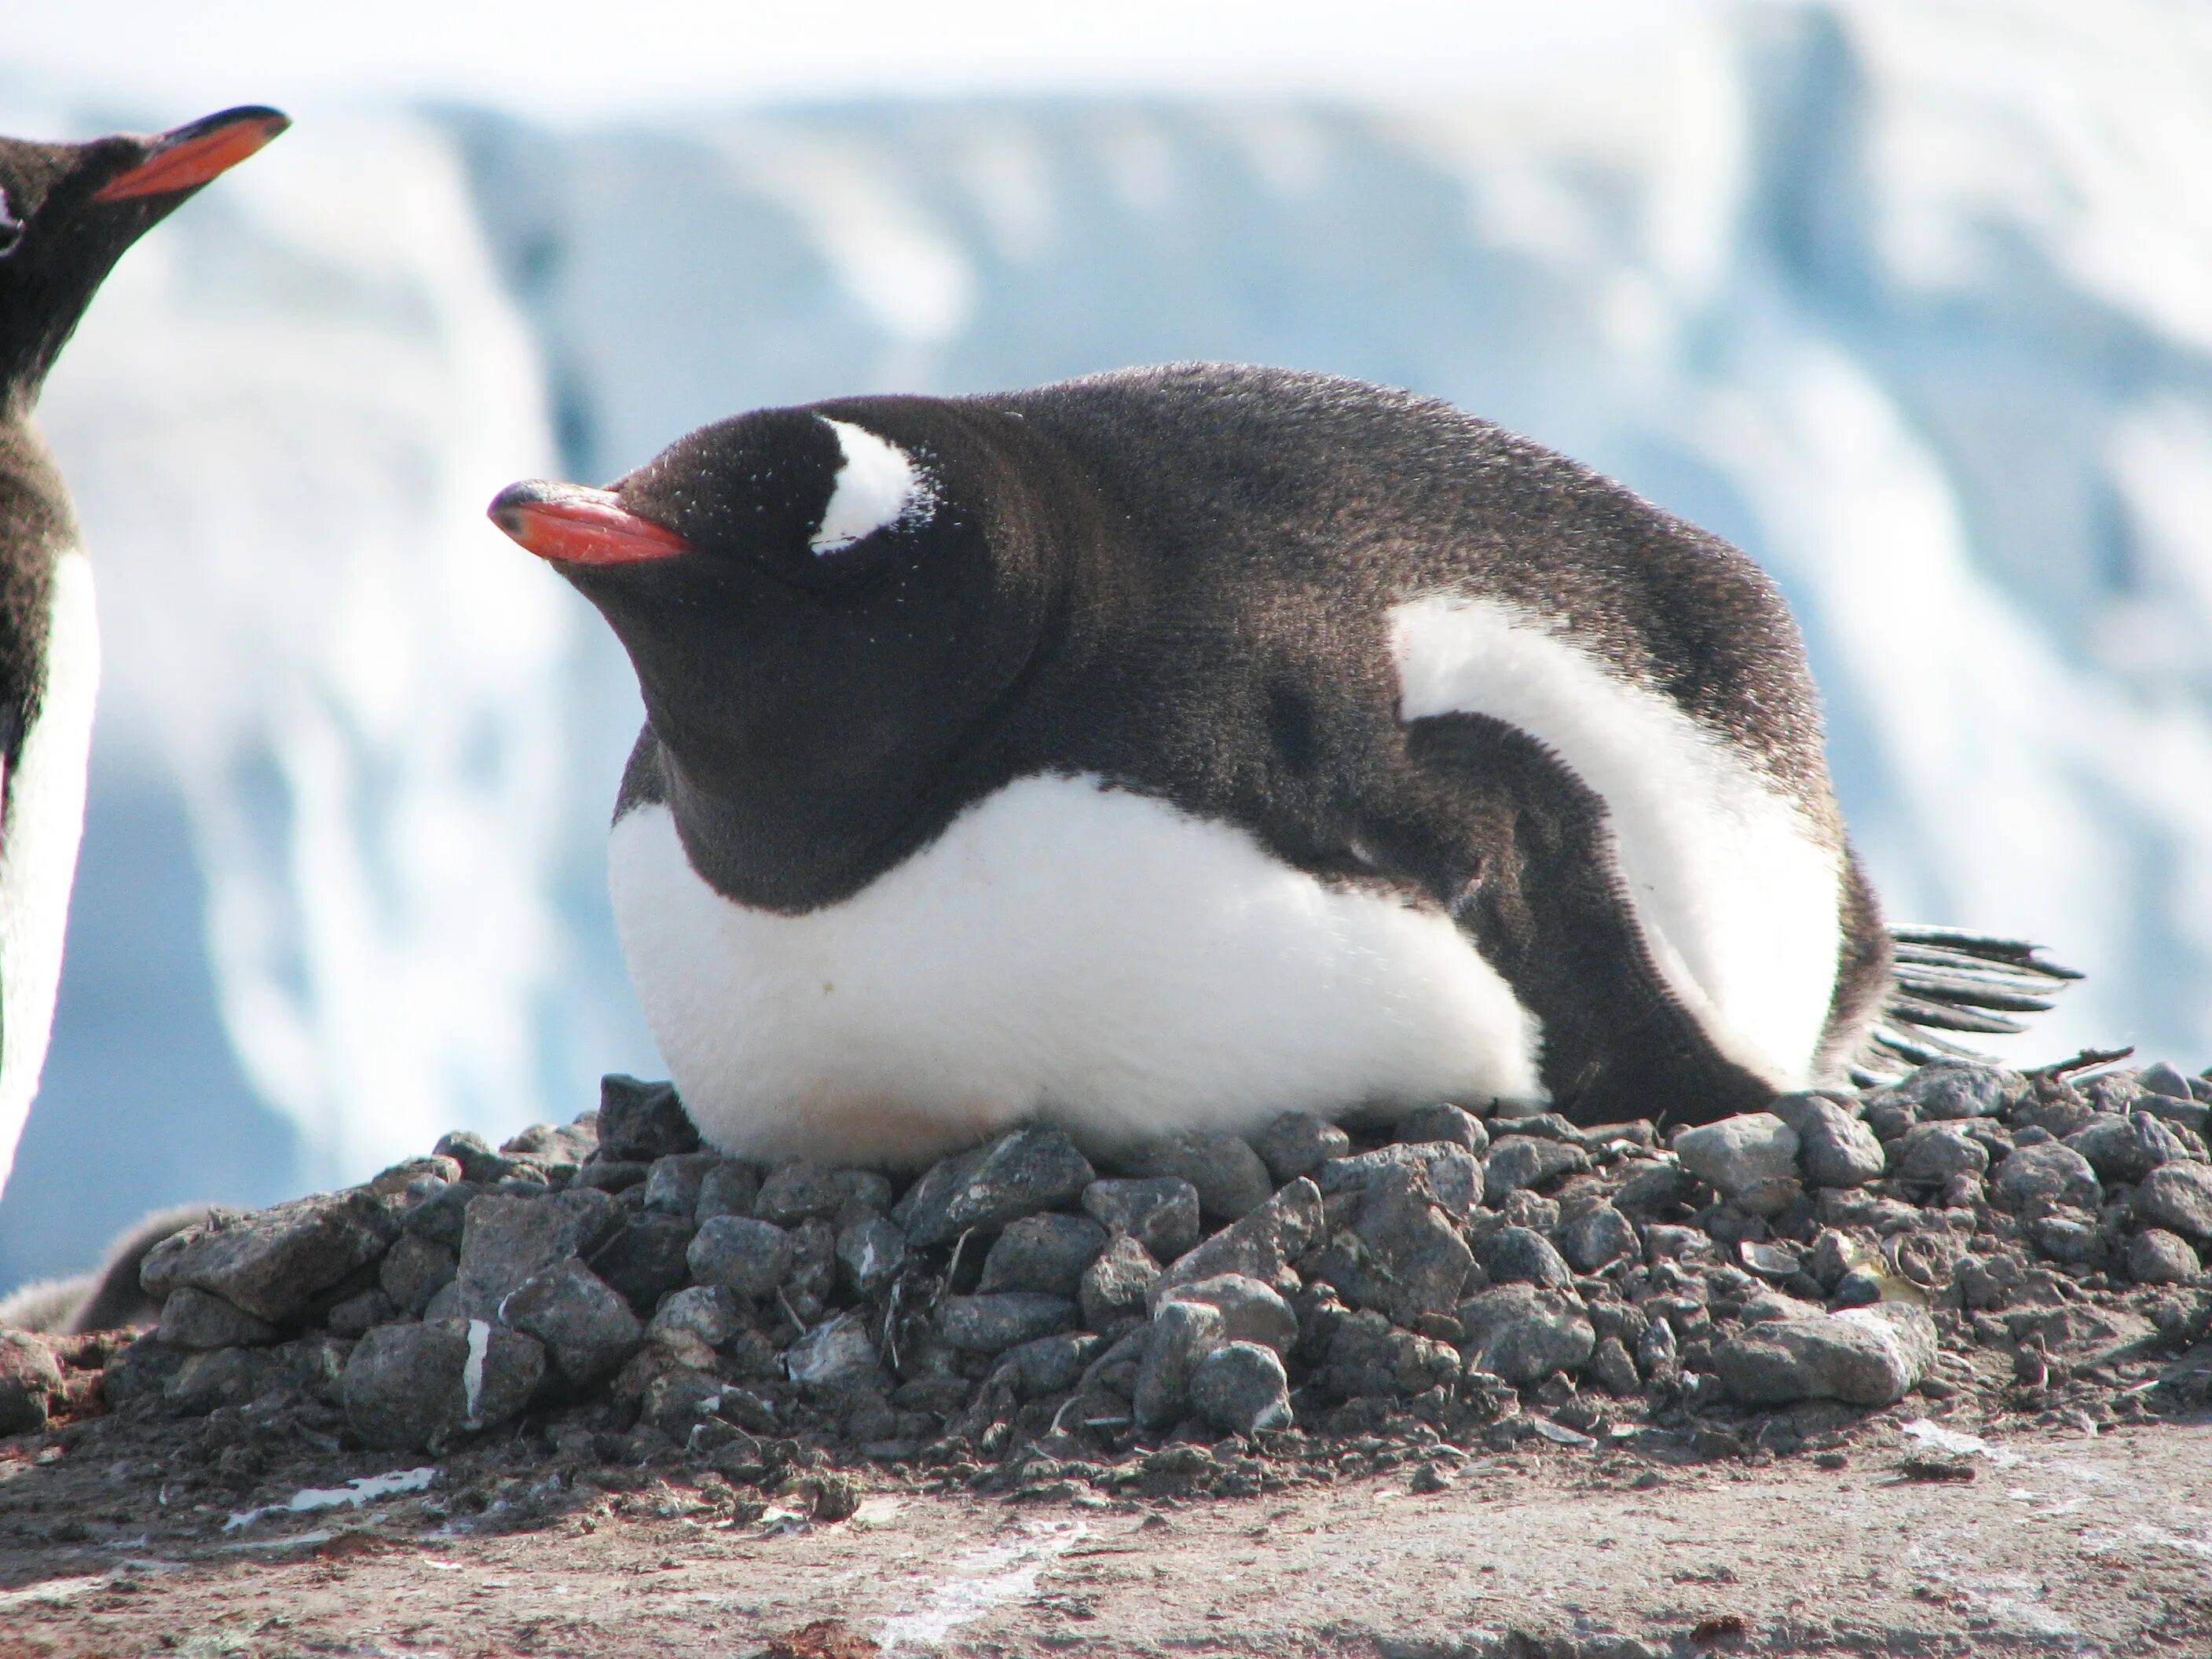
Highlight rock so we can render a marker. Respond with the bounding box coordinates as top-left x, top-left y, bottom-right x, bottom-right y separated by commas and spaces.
642, 1152, 723, 1217
342, 1320, 545, 1450
784, 1311, 881, 1395
368, 1155, 464, 1199
590, 1214, 698, 1313
1133, 1298, 1225, 1429
502, 1116, 597, 1167
432, 1130, 524, 1185
1588, 1334, 1642, 1397
2067, 1114, 2192, 1184
687, 1161, 759, 1224
164, 1345, 290, 1415
498, 1260, 643, 1385
1393, 1103, 1489, 1158
101, 1333, 186, 1412
687, 1217, 795, 1298
1345, 1164, 1475, 1323
994, 1331, 1101, 1399
1553, 1199, 1639, 1274
978, 1214, 1108, 1297
595, 1075, 701, 1162
2135, 1163, 2212, 1240
1993, 1143, 2104, 1215
1673, 1114, 1800, 1201
1481, 1226, 1573, 1288
1613, 1161, 1698, 1212
156, 1287, 280, 1350
1482, 1136, 1590, 1205
886, 1147, 985, 1249
834, 1215, 908, 1298
1456, 1284, 1596, 1386
894, 1127, 1095, 1247
938, 1293, 1078, 1354
1771, 1094, 1886, 1188
450, 1188, 622, 1322
1320, 1144, 1481, 1217
140, 1190, 399, 1324
1188, 1341, 1294, 1434
1317, 1306, 1462, 1400
1082, 1177, 1202, 1260
1712, 1302, 1936, 1407
0, 1330, 63, 1434
1112, 1130, 1271, 1222
1891, 1122, 1992, 1186
326, 1287, 397, 1339
754, 1161, 846, 1227
379, 1234, 458, 1317
573, 1161, 650, 1193
2126, 1229, 2200, 1284
1892, 1060, 2022, 1120
1251, 1111, 1353, 1185
1079, 1234, 1161, 1328
399, 1181, 478, 1249
1159, 1273, 1298, 1353
1155, 1177, 1324, 1302
2029, 1208, 2102, 1265
650, 1285, 744, 1348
